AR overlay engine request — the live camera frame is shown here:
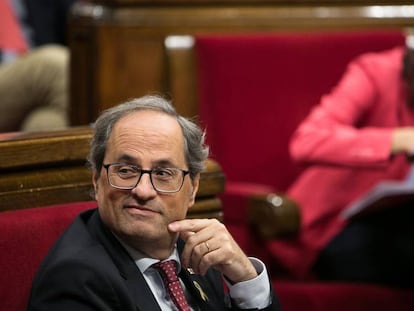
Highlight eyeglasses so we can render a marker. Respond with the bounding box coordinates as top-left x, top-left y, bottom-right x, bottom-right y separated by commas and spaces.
103, 163, 189, 193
